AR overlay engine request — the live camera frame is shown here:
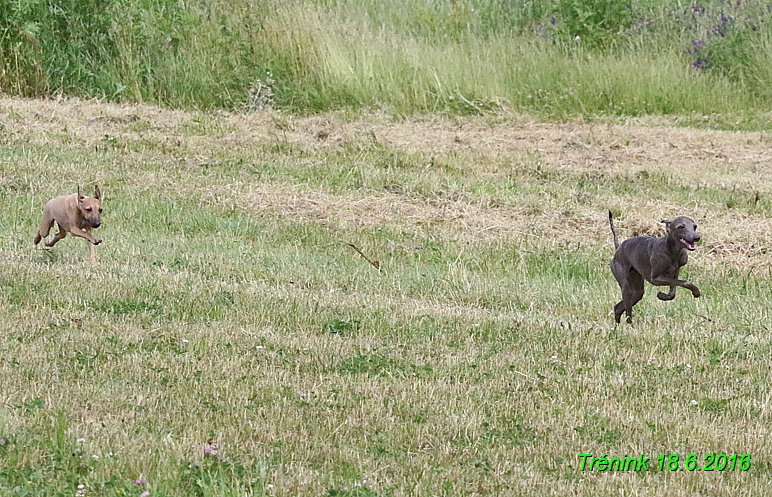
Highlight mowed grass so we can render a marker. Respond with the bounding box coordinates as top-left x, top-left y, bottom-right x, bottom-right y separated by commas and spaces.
1, 97, 772, 496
